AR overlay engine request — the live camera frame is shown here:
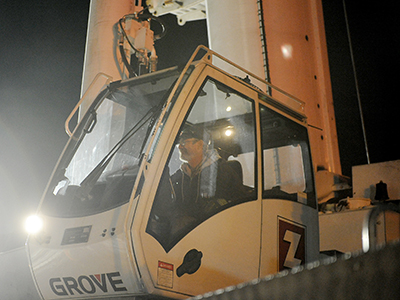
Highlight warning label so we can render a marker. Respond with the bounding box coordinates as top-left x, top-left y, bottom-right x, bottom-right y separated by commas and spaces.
157, 261, 174, 288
